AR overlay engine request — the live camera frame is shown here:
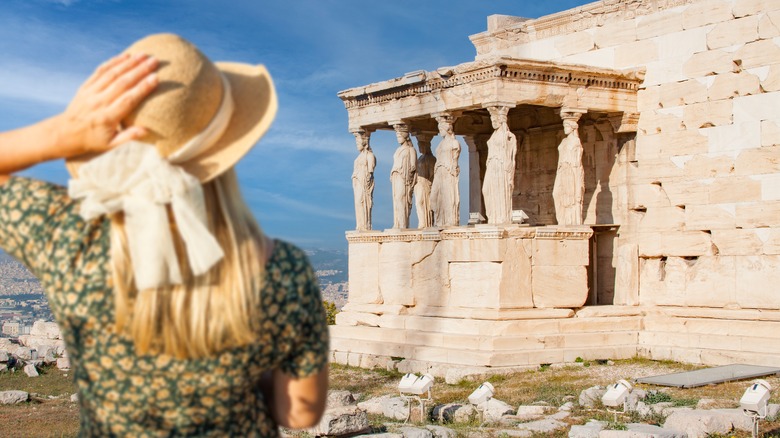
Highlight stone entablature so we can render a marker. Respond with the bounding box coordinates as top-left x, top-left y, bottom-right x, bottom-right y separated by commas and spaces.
346, 225, 592, 244
338, 57, 642, 132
